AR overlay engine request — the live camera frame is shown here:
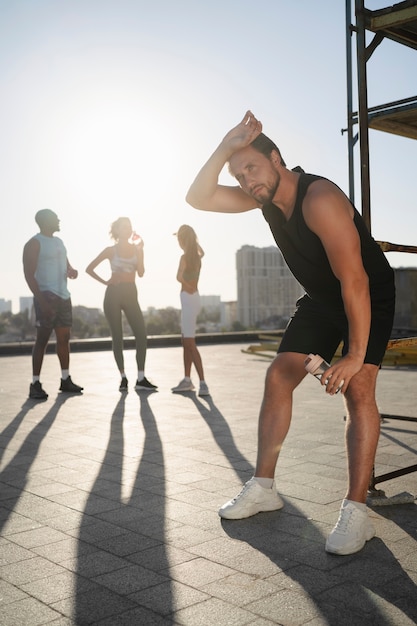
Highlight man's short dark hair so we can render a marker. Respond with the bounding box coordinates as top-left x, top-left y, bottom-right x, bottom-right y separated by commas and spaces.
251, 133, 286, 167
